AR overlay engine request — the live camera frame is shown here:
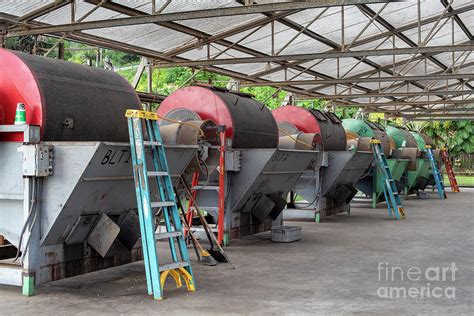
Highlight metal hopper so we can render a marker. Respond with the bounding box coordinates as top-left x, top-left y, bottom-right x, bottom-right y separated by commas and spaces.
0, 134, 198, 287
342, 119, 411, 208
283, 150, 373, 219
193, 148, 318, 241
272, 106, 373, 221
408, 132, 439, 192
355, 158, 409, 205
